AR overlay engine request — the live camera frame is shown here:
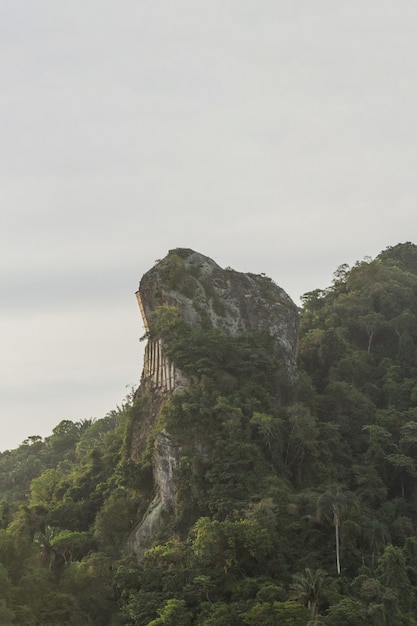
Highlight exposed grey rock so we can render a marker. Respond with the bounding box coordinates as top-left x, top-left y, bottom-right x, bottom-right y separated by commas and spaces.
127, 430, 181, 560
137, 248, 298, 374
